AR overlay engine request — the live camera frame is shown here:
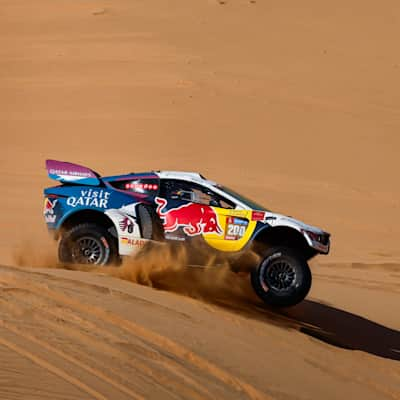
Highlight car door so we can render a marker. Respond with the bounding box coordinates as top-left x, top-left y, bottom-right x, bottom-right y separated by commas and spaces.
202, 204, 258, 252
157, 179, 256, 252
156, 179, 220, 240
